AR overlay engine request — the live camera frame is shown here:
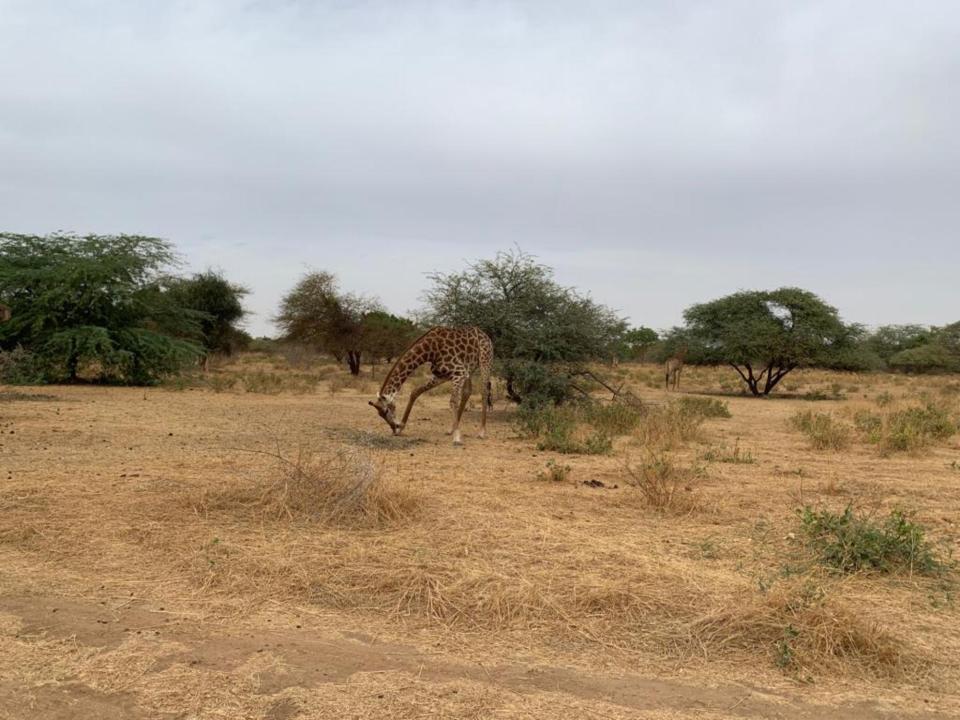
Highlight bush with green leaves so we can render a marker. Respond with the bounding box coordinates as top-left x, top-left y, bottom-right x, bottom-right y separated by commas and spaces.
514, 401, 621, 455
164, 270, 250, 357
876, 403, 957, 454
0, 233, 203, 384
799, 505, 946, 575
